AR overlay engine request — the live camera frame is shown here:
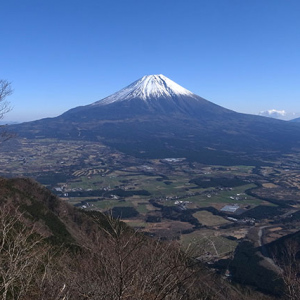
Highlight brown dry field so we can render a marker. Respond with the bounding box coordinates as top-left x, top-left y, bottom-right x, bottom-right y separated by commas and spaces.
262, 183, 278, 188
192, 211, 230, 227
142, 220, 194, 238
